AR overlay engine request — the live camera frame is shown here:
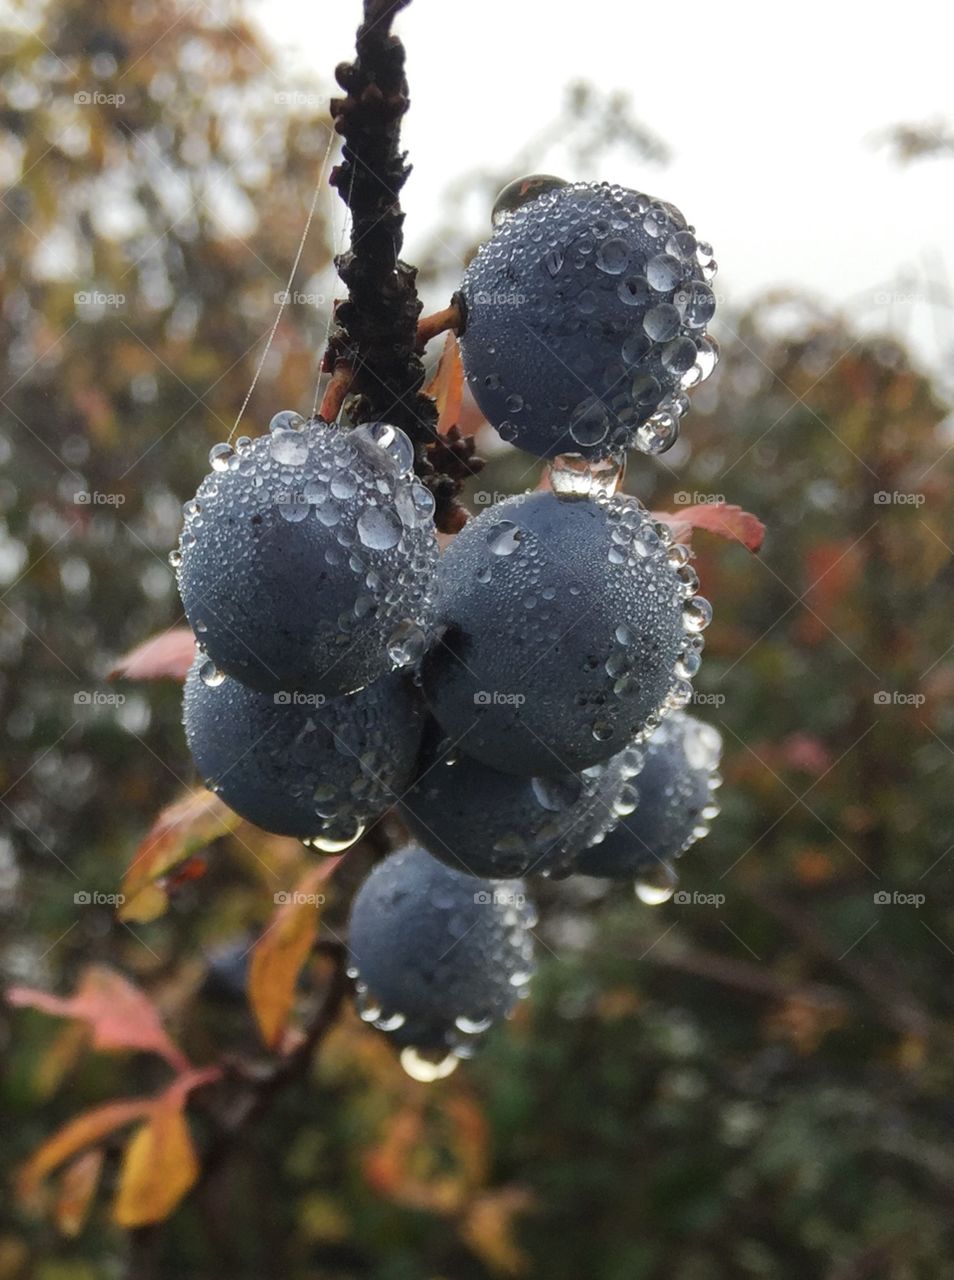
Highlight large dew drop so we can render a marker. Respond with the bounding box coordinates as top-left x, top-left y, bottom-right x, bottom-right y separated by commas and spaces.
549, 452, 624, 500
399, 1046, 460, 1082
